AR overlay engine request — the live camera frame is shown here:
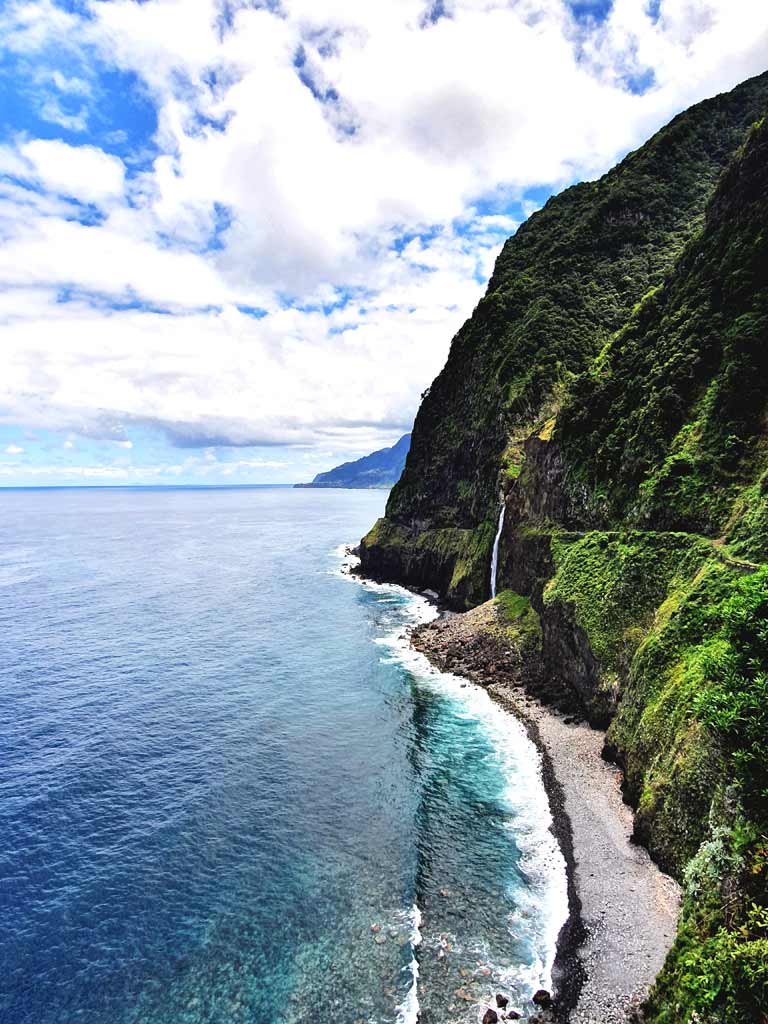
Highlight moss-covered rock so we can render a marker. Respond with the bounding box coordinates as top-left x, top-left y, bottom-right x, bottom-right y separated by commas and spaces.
359, 516, 493, 609
559, 115, 768, 538
542, 531, 712, 718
